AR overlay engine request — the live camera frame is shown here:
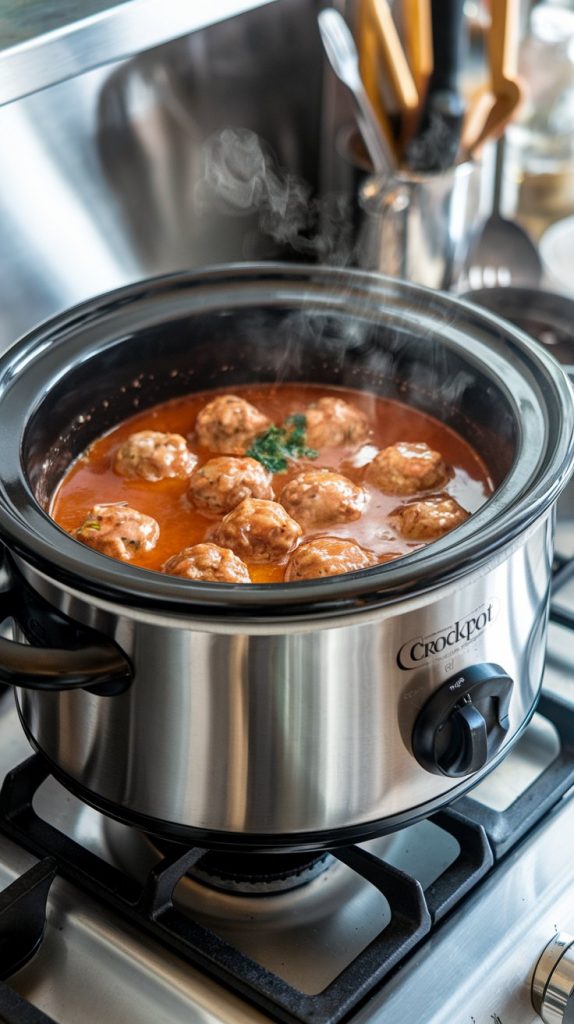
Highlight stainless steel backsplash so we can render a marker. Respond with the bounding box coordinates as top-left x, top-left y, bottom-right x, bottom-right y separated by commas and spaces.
0, 0, 327, 350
